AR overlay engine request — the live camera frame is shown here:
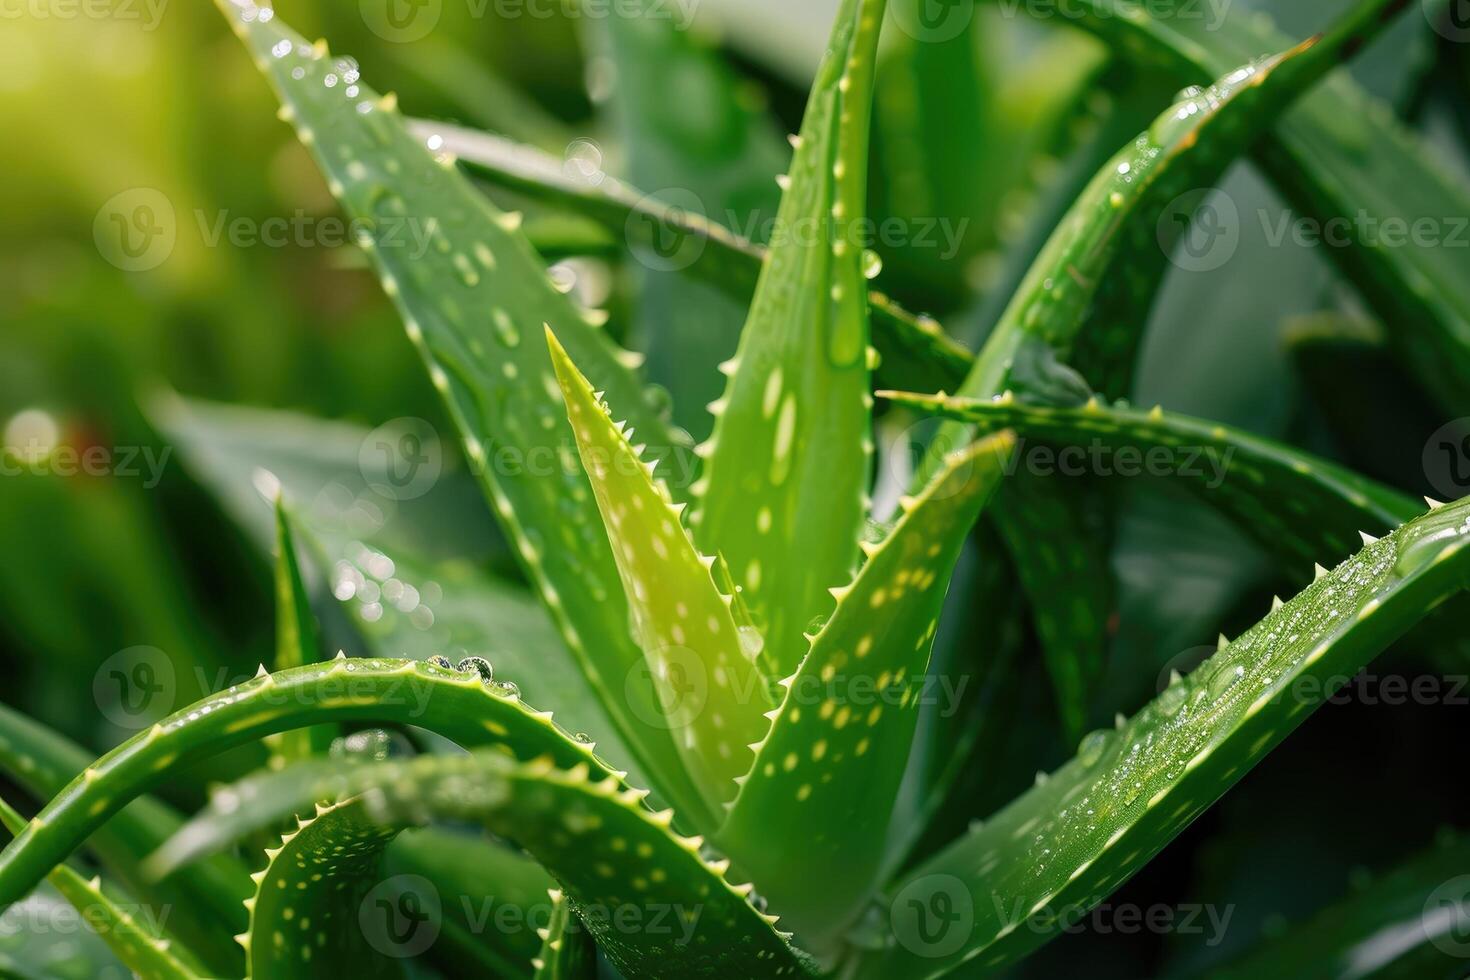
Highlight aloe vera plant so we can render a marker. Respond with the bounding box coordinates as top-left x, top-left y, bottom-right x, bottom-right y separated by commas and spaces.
4, 0, 1470, 976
